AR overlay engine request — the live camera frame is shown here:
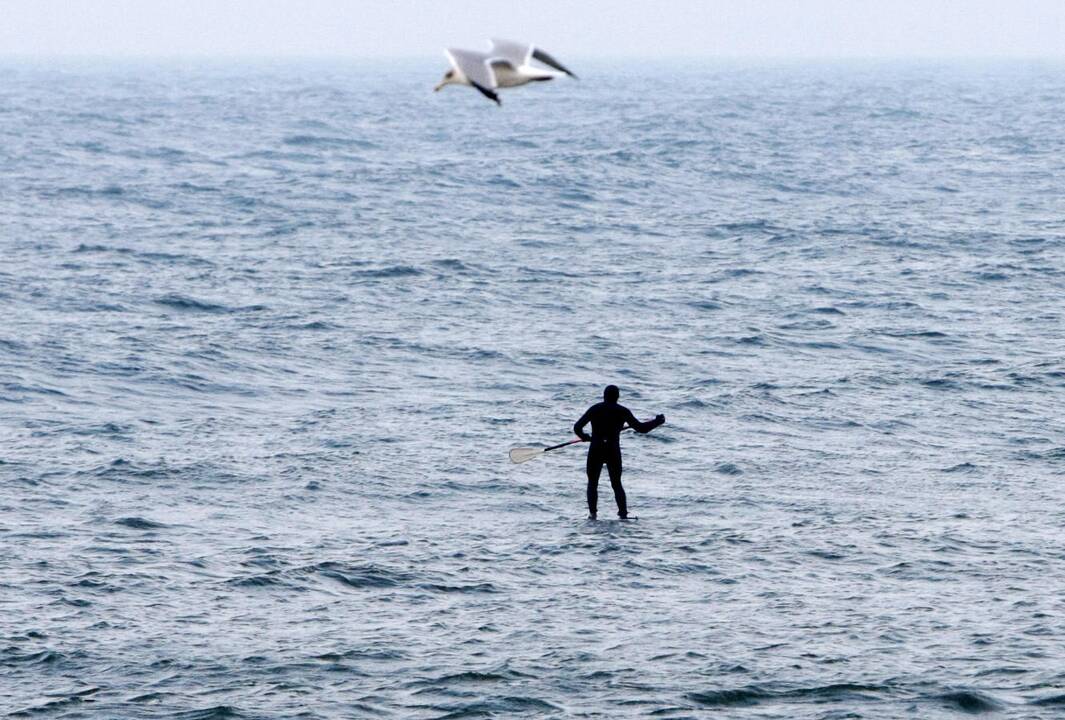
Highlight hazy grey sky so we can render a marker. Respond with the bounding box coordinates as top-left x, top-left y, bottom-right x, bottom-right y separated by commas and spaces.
2, 0, 1063, 59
